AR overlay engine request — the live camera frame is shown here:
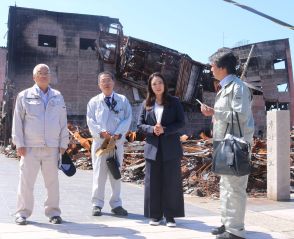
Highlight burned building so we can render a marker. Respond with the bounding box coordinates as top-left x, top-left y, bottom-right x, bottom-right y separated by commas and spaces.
2, 6, 210, 143
2, 6, 134, 143
1, 6, 294, 144
232, 39, 294, 135
118, 36, 210, 134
